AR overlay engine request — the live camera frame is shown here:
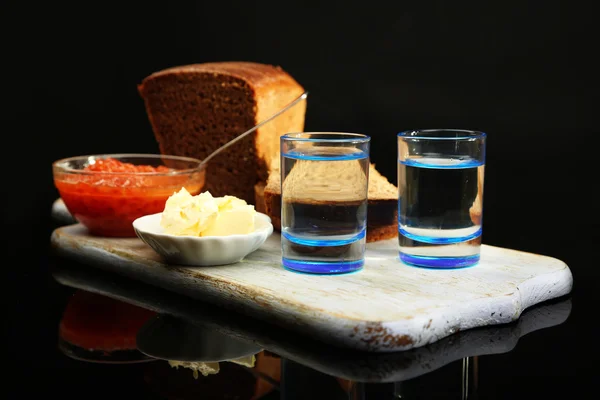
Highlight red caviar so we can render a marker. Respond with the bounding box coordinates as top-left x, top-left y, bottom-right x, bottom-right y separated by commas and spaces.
84, 157, 171, 173
54, 157, 205, 237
